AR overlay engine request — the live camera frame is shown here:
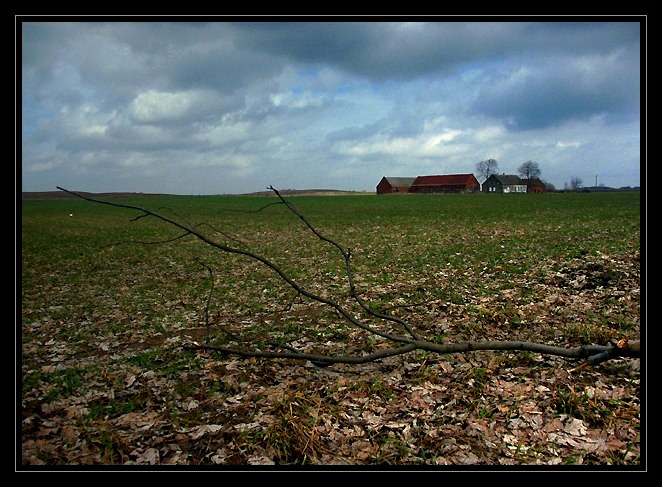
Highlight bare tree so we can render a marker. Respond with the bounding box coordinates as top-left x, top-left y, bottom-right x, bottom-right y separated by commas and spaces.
476, 159, 499, 182
57, 186, 639, 368
569, 176, 584, 191
518, 160, 541, 180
